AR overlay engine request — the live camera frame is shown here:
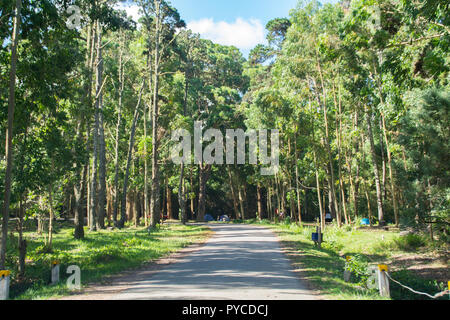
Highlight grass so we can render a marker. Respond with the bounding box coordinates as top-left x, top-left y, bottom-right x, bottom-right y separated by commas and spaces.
237, 219, 448, 300
5, 221, 210, 300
